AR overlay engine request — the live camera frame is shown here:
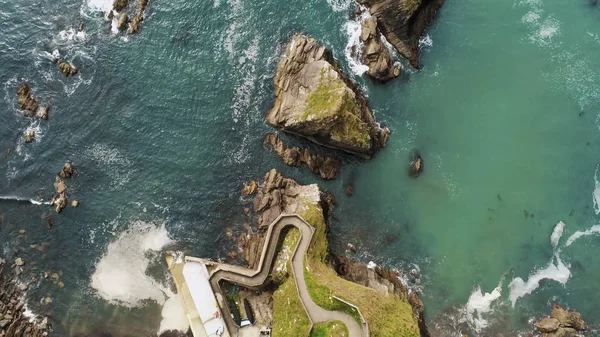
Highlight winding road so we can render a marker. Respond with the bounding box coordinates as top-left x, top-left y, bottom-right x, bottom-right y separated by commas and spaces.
207, 213, 365, 337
